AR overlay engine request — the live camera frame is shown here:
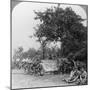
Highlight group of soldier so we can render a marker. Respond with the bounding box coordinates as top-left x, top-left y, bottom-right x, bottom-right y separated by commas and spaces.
18, 58, 44, 76
63, 66, 87, 85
